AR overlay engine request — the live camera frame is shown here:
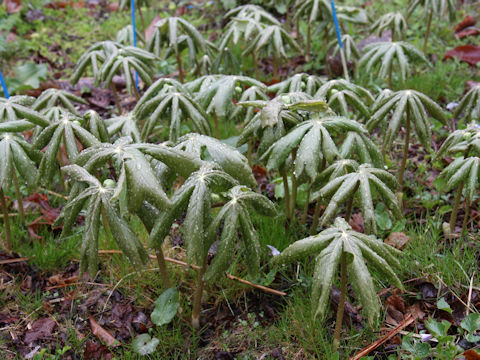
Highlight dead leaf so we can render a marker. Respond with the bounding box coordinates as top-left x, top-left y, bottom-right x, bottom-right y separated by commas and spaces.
464, 350, 480, 360
5, 0, 22, 13
349, 213, 365, 233
146, 15, 162, 42
89, 315, 119, 347
454, 15, 476, 33
443, 45, 480, 66
24, 318, 56, 344
84, 341, 114, 360
385, 232, 410, 250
